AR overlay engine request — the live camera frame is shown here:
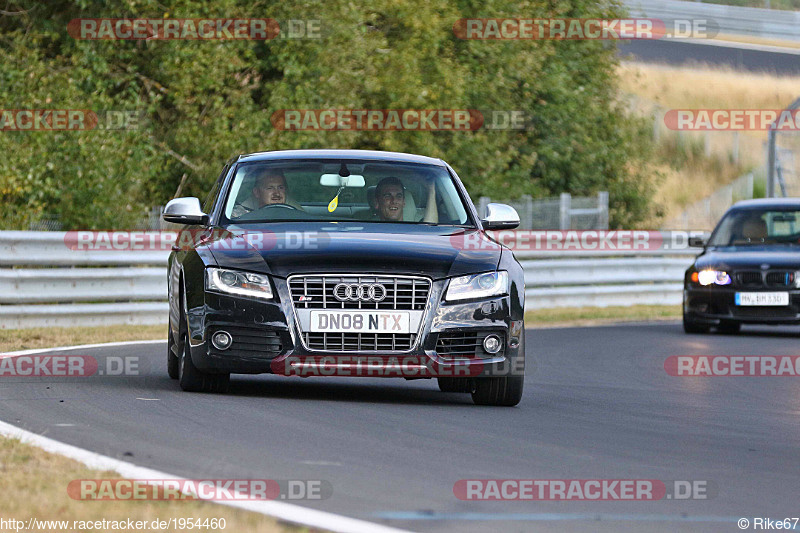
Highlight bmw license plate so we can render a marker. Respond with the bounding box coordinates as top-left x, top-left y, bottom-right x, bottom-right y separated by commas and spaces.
735, 292, 789, 306
309, 311, 411, 333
